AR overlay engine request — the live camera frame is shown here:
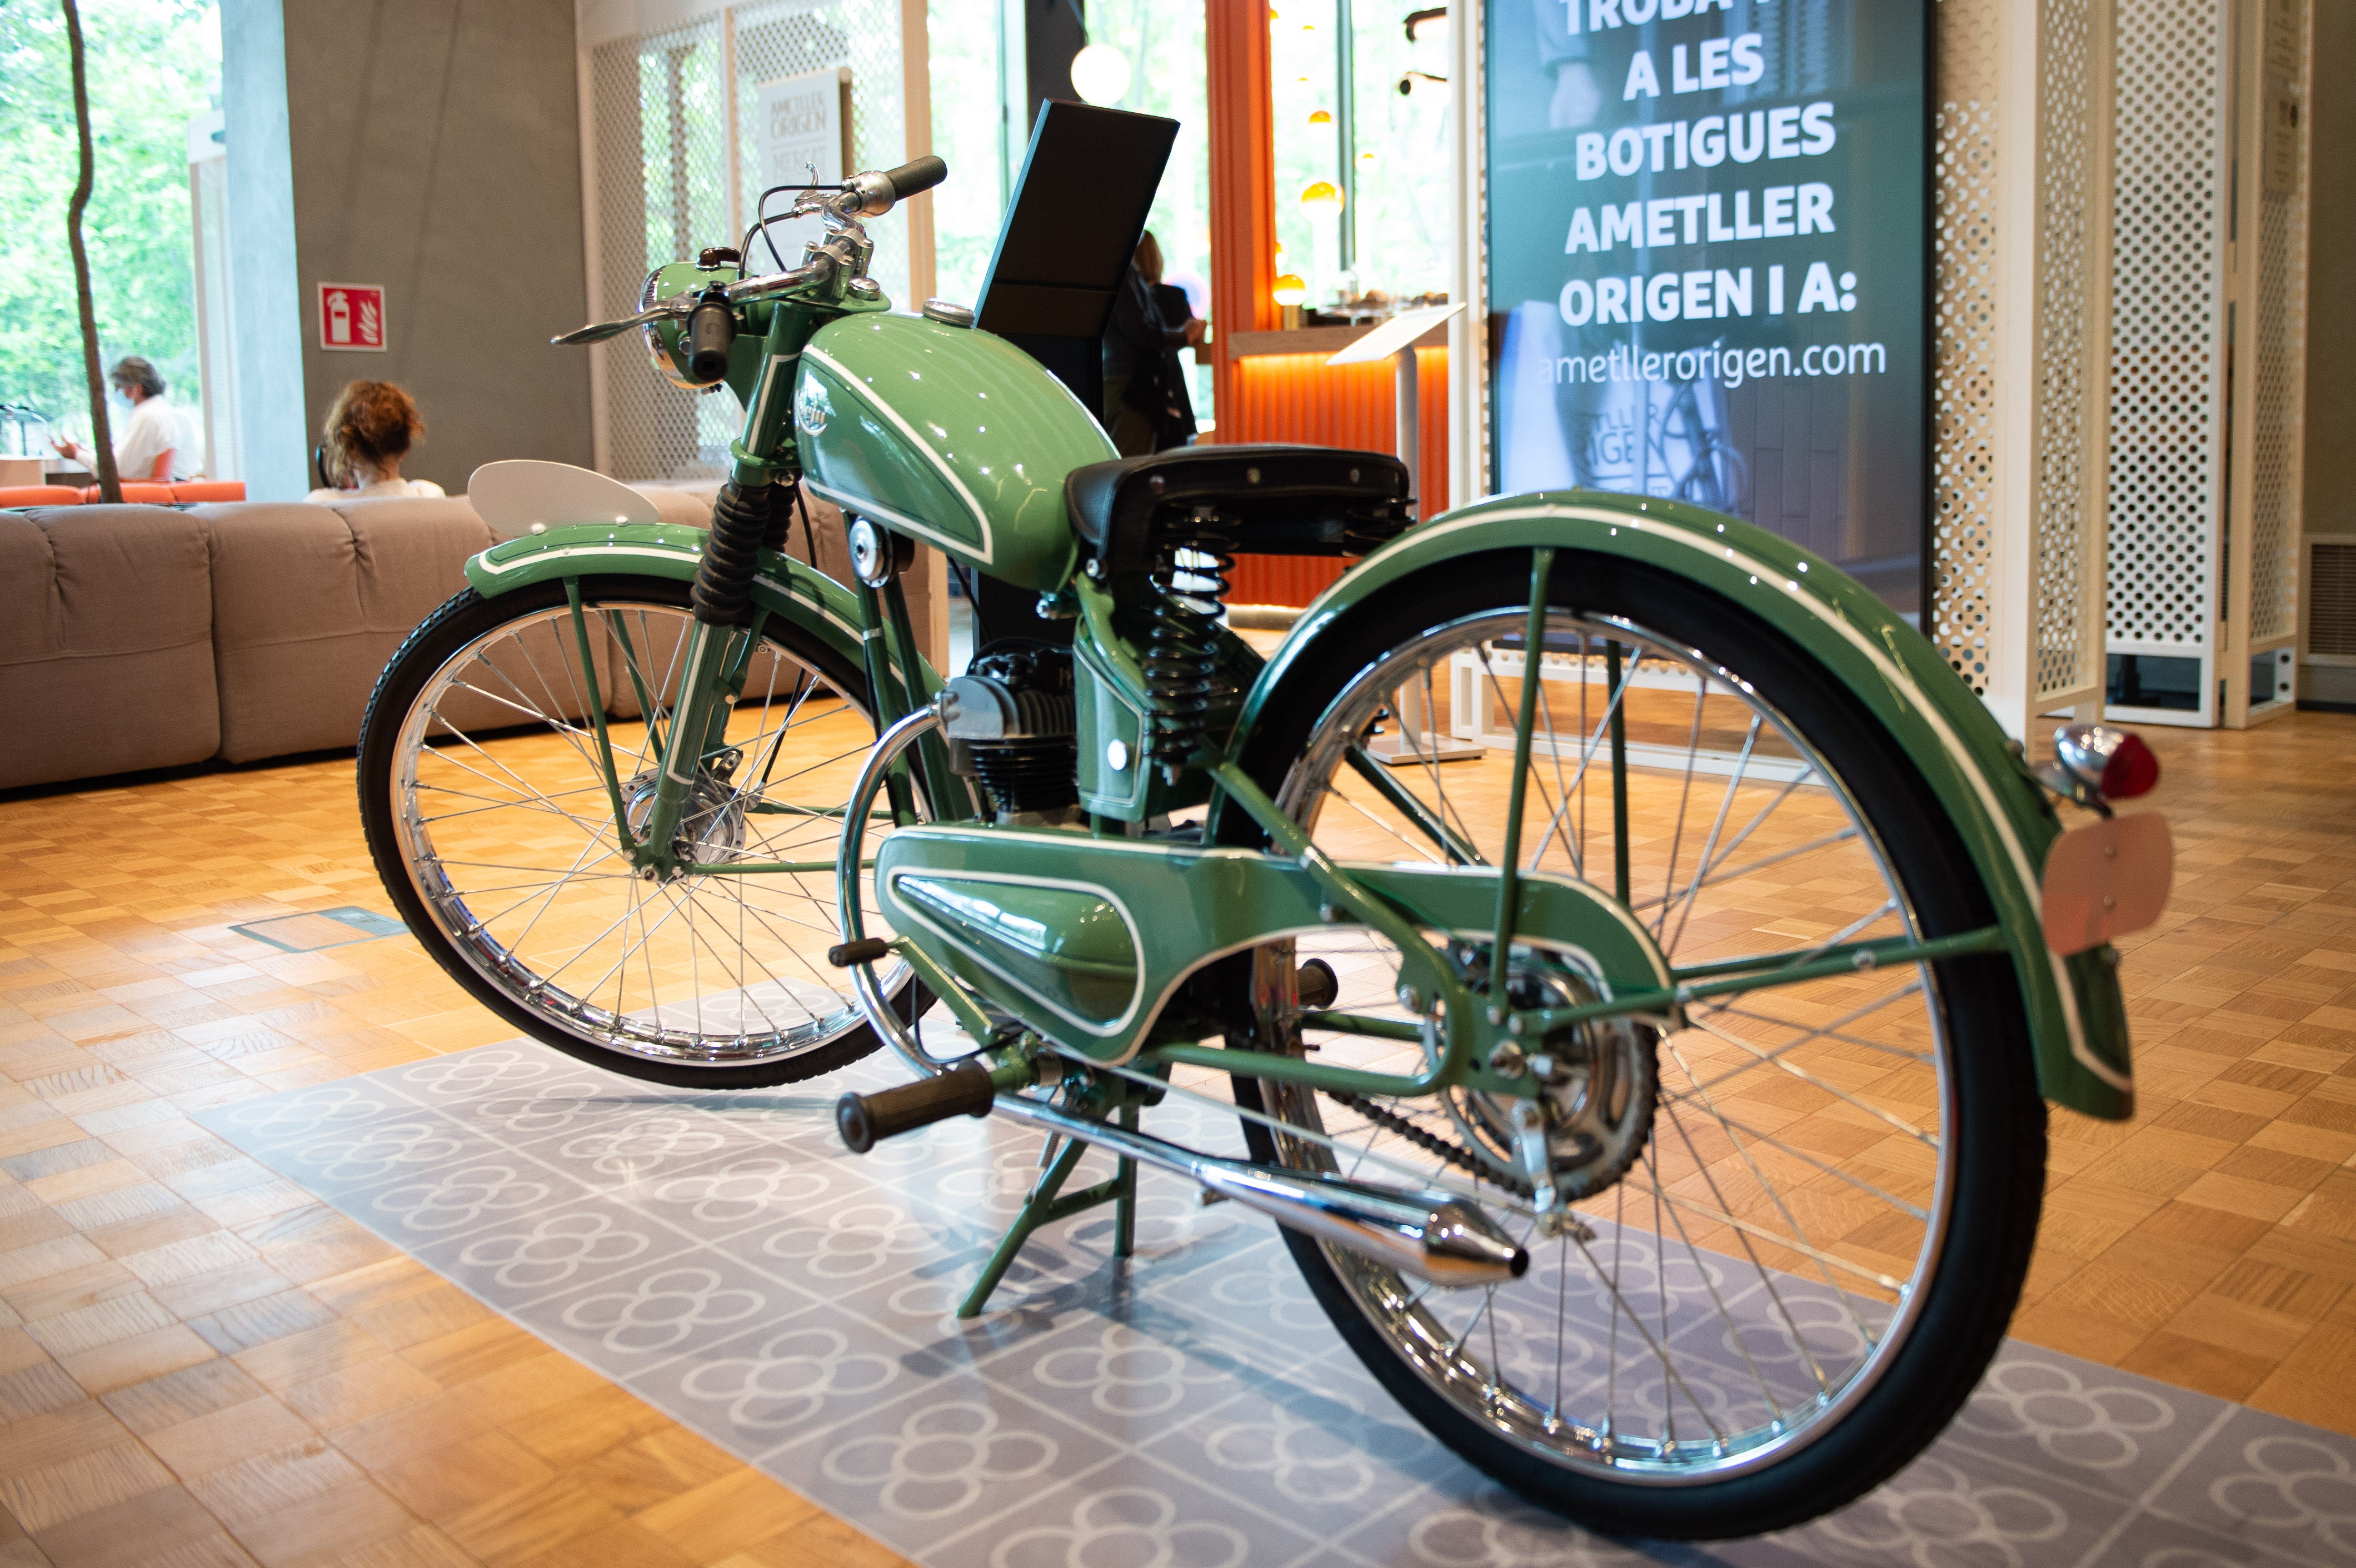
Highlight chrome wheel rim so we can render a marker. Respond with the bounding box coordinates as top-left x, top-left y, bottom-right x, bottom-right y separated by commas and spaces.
390, 600, 913, 1067
1260, 608, 1956, 1485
